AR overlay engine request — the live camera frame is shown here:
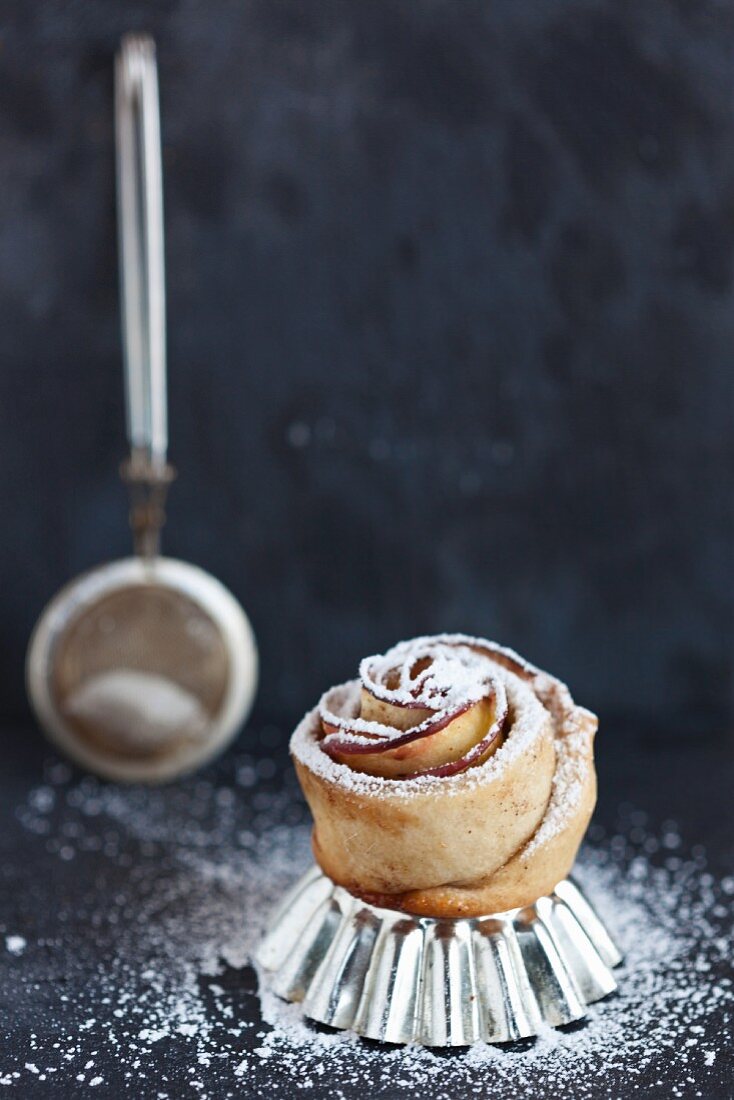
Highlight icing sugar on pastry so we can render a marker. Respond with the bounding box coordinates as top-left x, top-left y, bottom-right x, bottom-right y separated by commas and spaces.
319, 638, 509, 779
291, 634, 598, 917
